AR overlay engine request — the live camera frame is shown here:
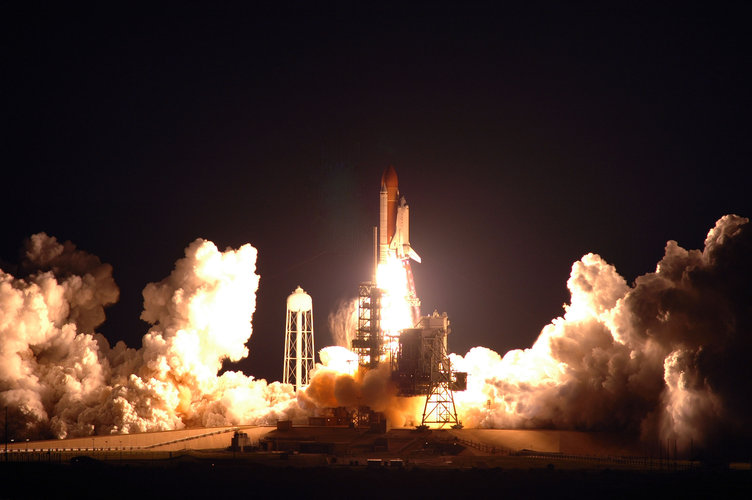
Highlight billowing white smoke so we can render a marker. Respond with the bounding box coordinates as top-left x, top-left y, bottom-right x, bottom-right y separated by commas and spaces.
452, 214, 752, 454
0, 234, 299, 439
299, 347, 423, 427
0, 234, 118, 438
328, 298, 358, 348
312, 281, 423, 426
3, 215, 750, 454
